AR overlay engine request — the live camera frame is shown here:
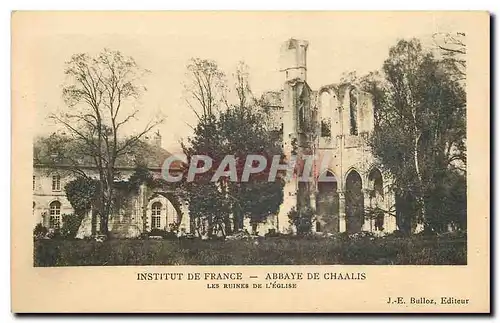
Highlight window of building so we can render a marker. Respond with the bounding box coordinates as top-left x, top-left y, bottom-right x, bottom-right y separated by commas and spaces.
52, 175, 61, 191
151, 202, 162, 229
49, 201, 61, 229
320, 118, 331, 137
349, 88, 358, 136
